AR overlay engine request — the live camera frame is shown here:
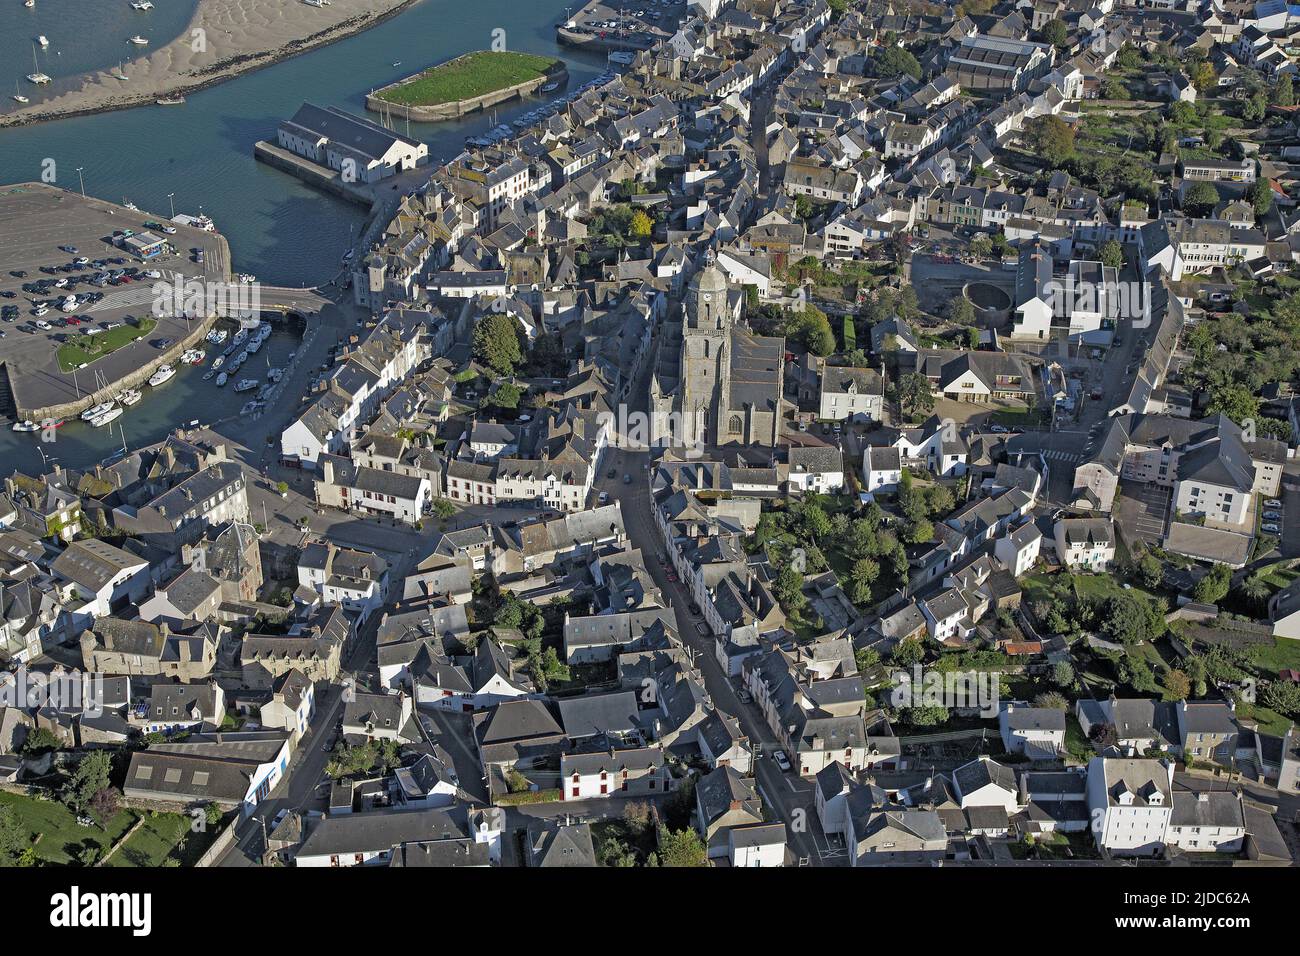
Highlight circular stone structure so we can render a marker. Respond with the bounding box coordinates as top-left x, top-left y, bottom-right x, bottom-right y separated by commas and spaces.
962, 281, 1013, 329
